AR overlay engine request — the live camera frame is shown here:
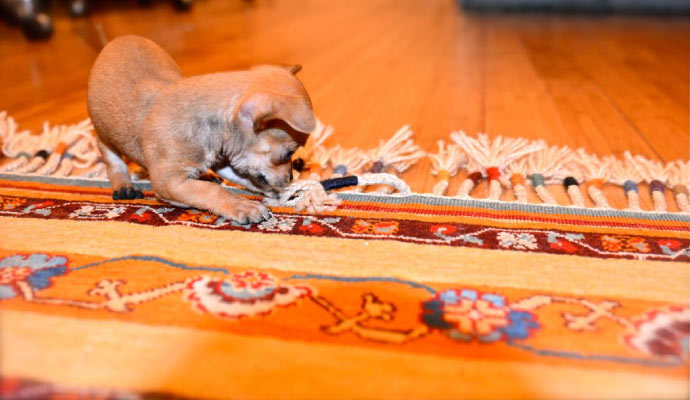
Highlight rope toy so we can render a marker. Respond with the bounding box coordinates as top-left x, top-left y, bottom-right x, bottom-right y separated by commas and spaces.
264, 173, 411, 213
